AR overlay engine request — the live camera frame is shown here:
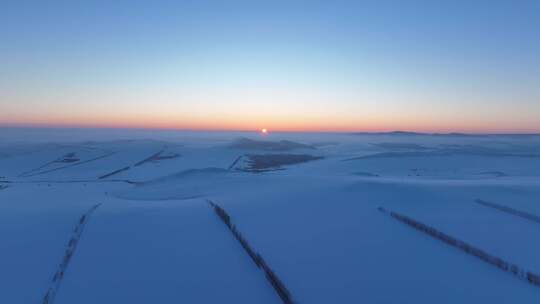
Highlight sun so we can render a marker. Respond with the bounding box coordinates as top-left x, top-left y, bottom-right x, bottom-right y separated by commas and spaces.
261, 128, 268, 134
